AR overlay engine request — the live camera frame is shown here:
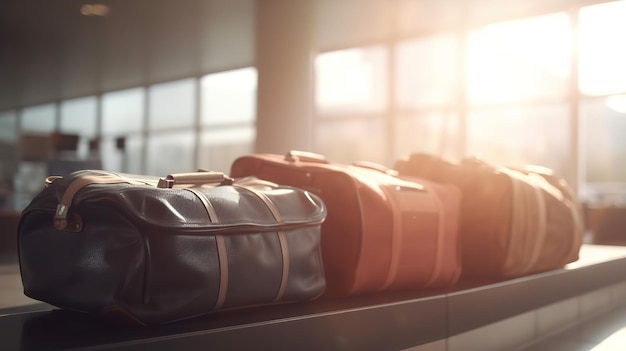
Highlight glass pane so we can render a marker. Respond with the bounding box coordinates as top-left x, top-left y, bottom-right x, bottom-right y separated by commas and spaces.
149, 78, 196, 130
14, 162, 48, 204
60, 96, 98, 136
466, 12, 571, 105
201, 68, 257, 126
198, 126, 255, 173
21, 104, 56, 133
0, 111, 18, 200
582, 96, 626, 184
60, 96, 98, 159
315, 46, 387, 115
394, 0, 460, 37
100, 135, 143, 174
102, 87, 144, 135
0, 111, 18, 142
315, 118, 387, 165
467, 104, 570, 178
393, 111, 459, 162
395, 33, 458, 108
579, 1, 626, 96
145, 131, 196, 176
